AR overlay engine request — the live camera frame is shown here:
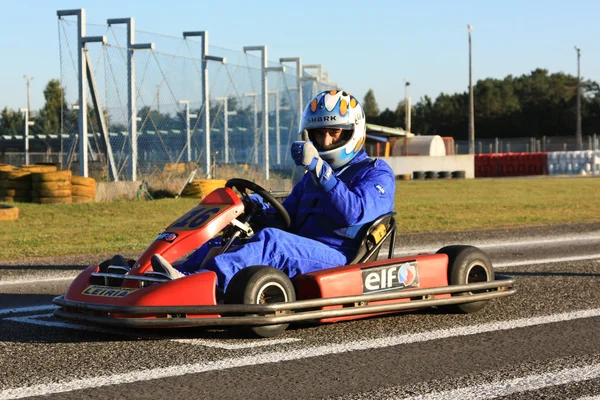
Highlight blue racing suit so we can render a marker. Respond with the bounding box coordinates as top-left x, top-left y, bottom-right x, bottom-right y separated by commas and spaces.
177, 150, 395, 291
